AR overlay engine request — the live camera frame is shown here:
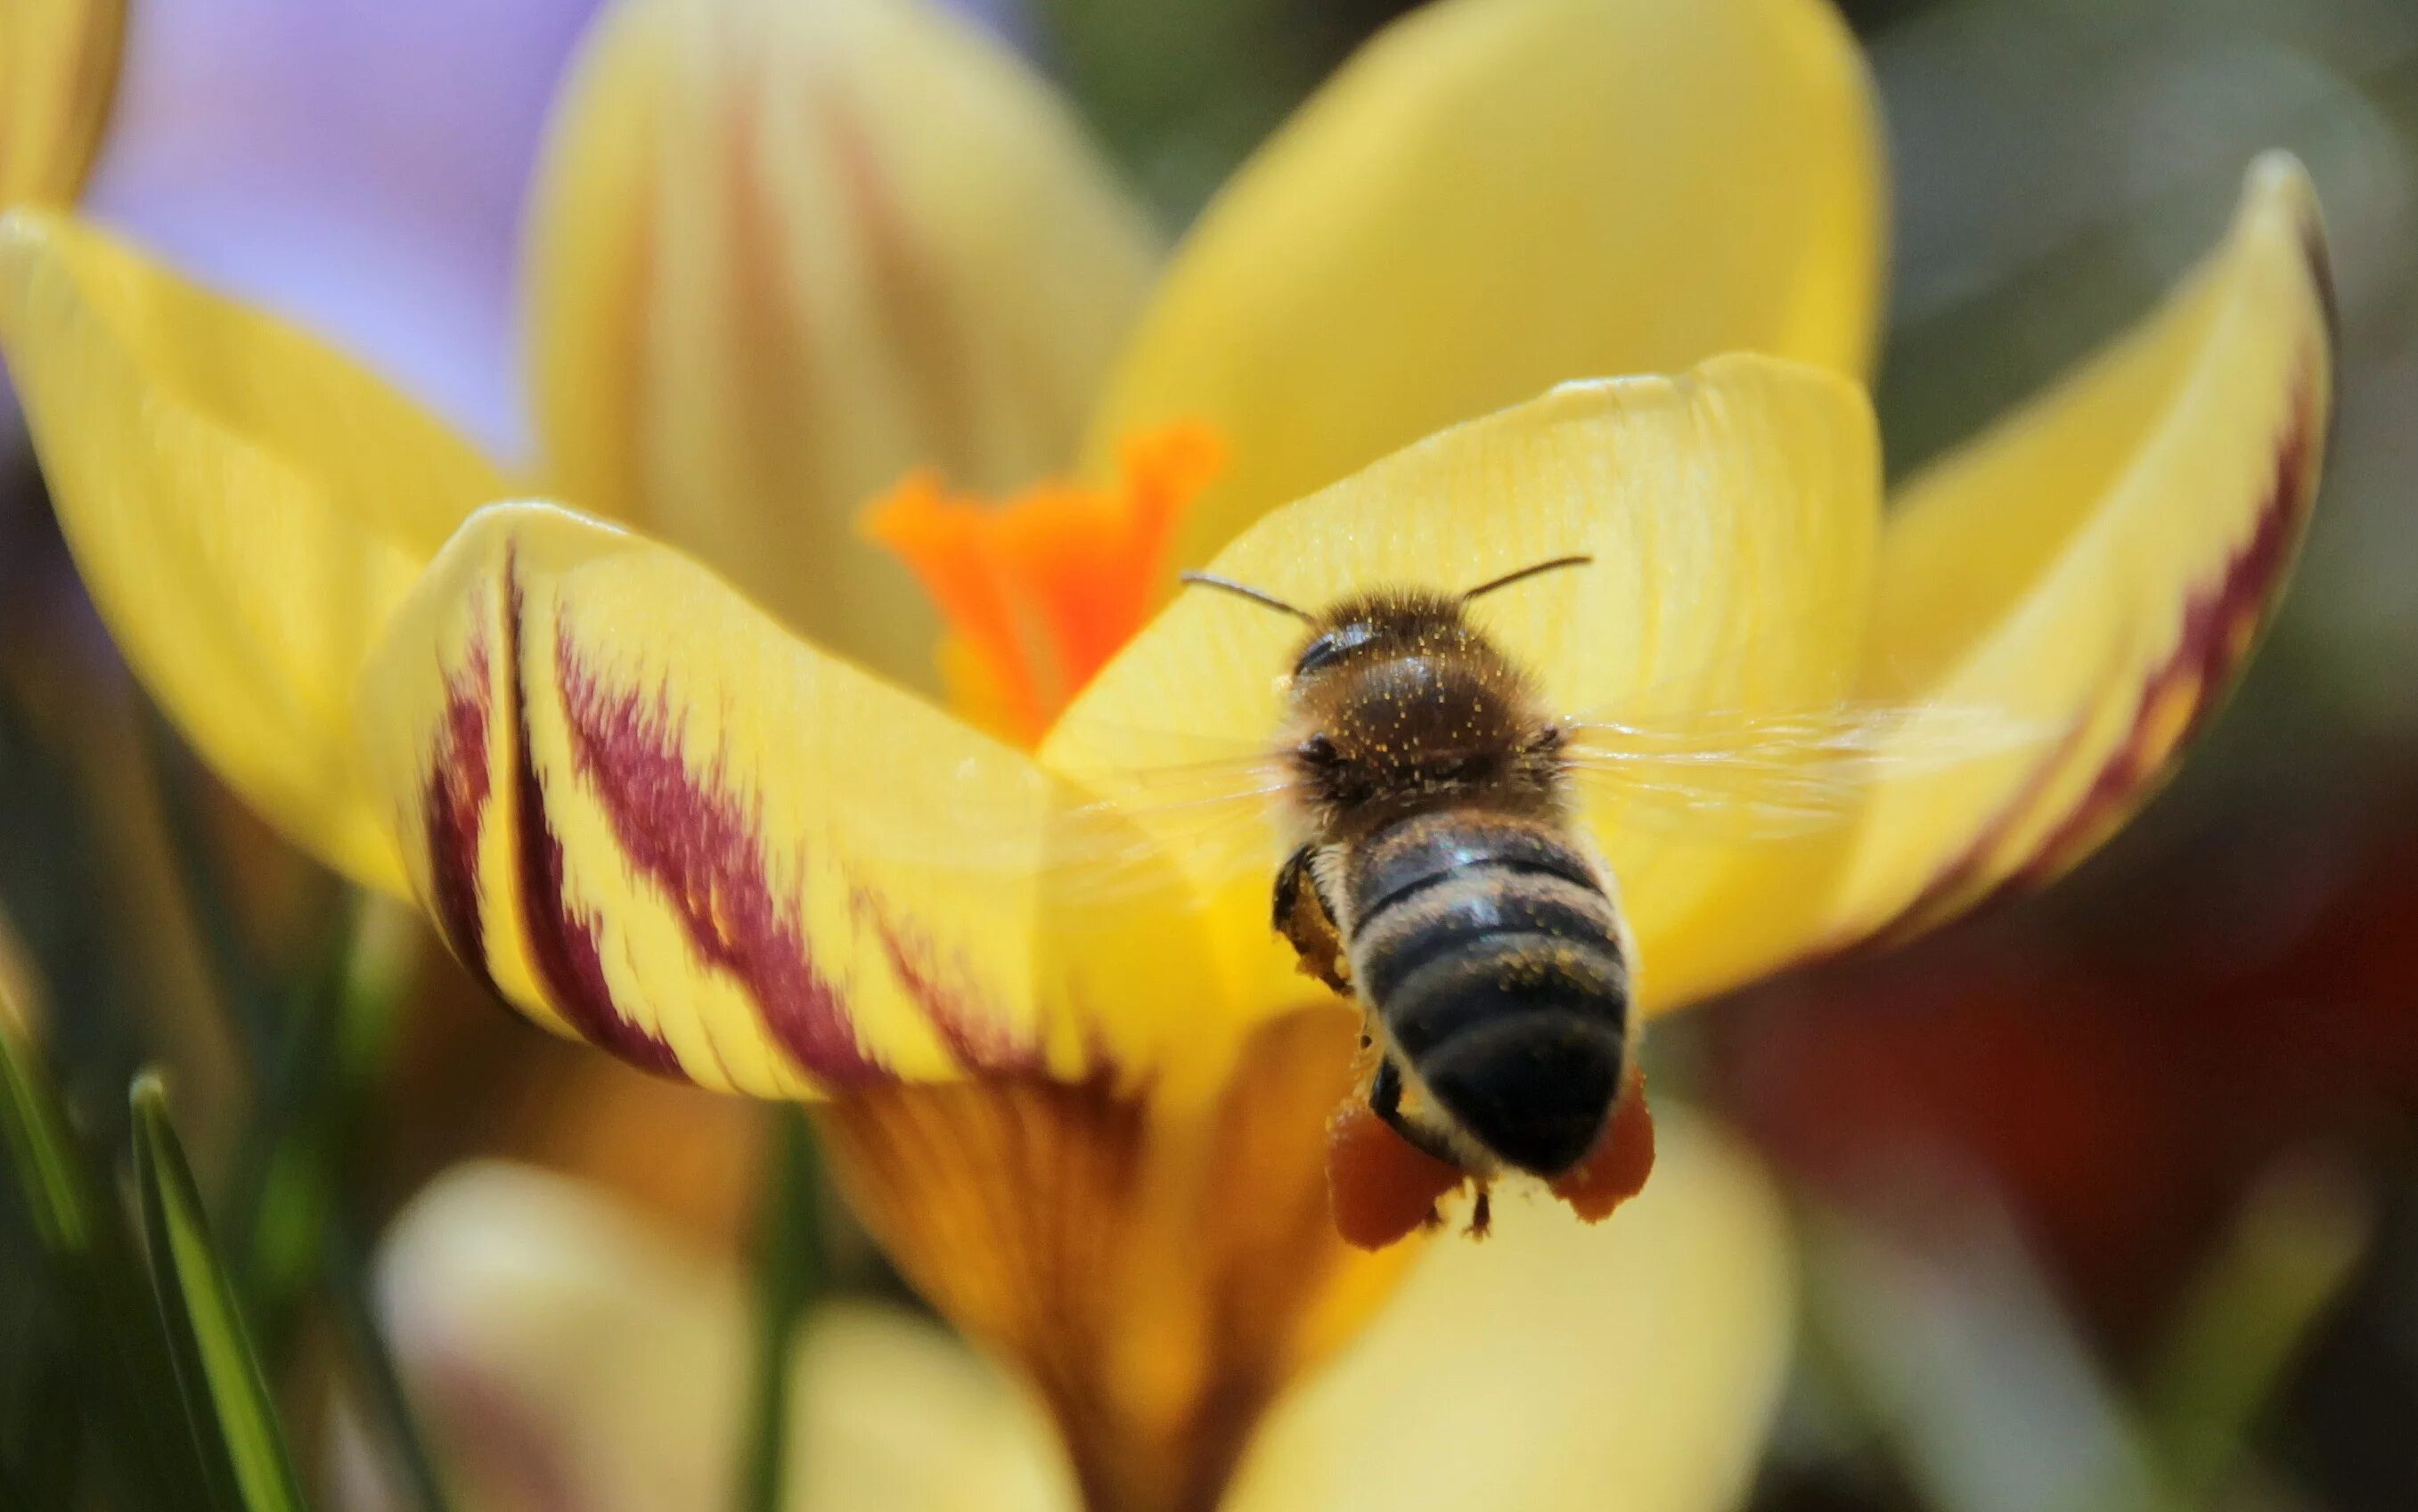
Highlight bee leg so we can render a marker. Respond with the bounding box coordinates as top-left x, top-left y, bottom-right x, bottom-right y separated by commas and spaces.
1274, 845, 1350, 993
1370, 1057, 1462, 1168
1373, 1058, 1490, 1242
1326, 1091, 1464, 1252
1369, 1053, 1404, 1116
